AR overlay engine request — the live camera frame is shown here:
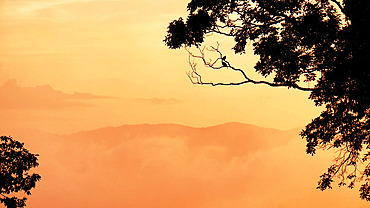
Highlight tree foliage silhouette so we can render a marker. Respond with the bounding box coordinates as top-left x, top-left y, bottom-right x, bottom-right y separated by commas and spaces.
165, 0, 370, 200
0, 136, 41, 208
